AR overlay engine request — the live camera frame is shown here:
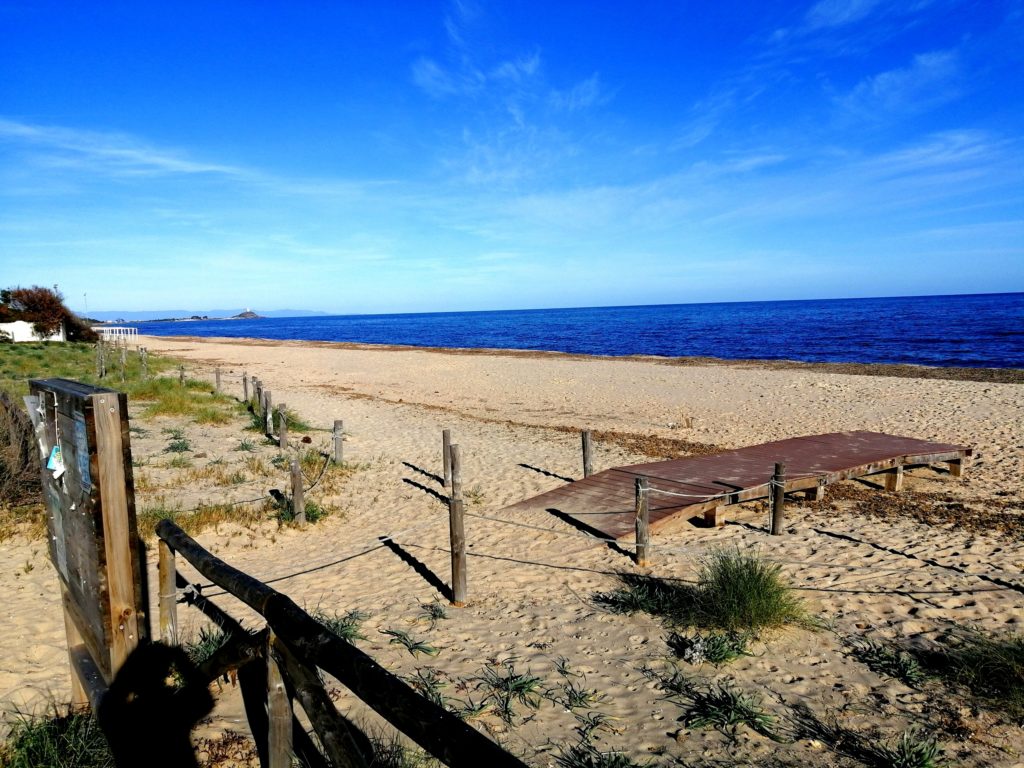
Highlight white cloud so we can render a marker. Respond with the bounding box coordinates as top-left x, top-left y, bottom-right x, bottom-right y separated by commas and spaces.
805, 0, 882, 29
840, 49, 961, 116
0, 118, 242, 177
549, 74, 607, 112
